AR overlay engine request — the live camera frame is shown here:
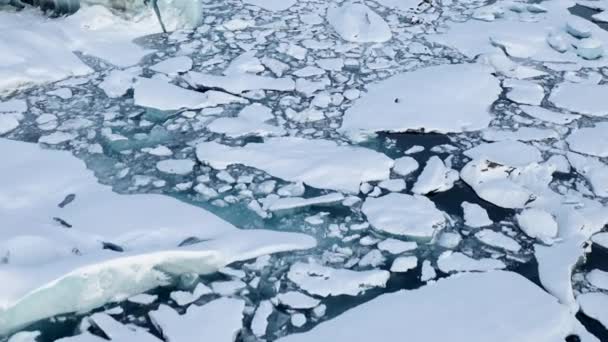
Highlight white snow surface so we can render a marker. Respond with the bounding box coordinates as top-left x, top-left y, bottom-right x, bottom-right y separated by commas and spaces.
566, 122, 608, 157
278, 271, 574, 342
196, 137, 393, 194
549, 82, 608, 117
326, 3, 392, 43
0, 139, 315, 335
340, 63, 501, 140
